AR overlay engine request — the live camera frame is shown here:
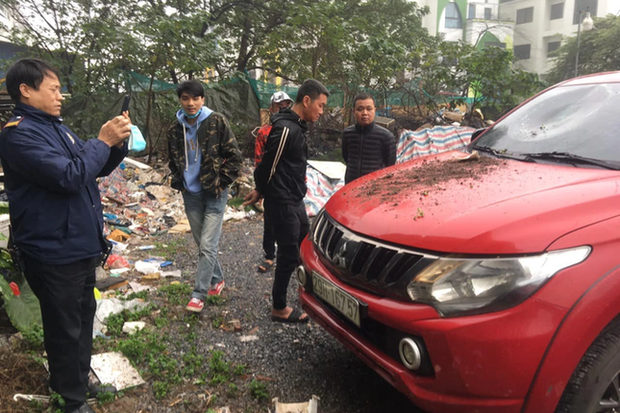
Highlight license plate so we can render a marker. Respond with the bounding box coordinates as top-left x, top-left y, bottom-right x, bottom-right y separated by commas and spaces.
312, 271, 361, 327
